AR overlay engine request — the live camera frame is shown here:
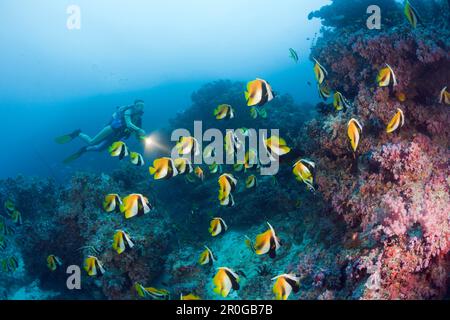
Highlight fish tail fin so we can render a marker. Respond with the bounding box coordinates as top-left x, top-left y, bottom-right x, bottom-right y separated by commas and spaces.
149, 167, 156, 175
244, 91, 249, 101
63, 146, 87, 164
